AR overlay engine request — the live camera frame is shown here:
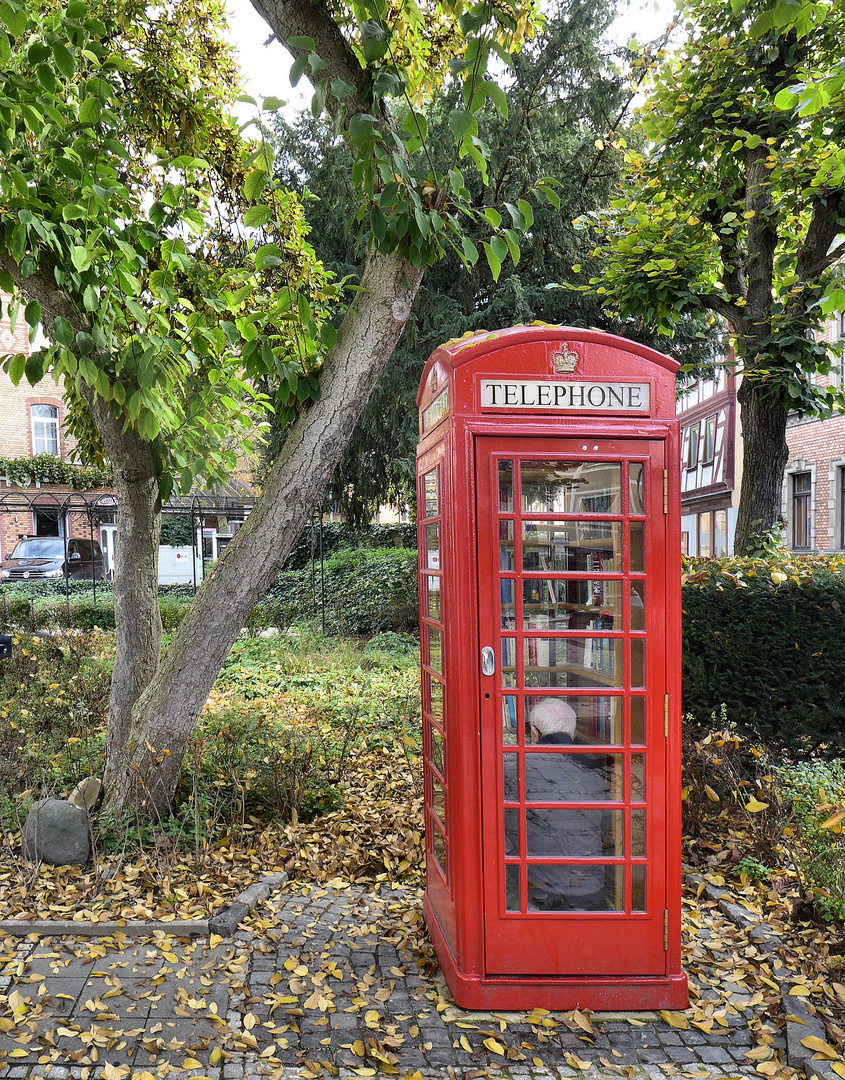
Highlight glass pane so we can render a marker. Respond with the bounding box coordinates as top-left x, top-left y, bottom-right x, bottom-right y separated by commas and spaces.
428, 720, 444, 775
423, 470, 438, 518
526, 864, 624, 913
523, 579, 623, 631
629, 463, 644, 514
432, 777, 445, 823
521, 461, 621, 514
428, 627, 442, 674
503, 753, 518, 801
630, 639, 644, 689
426, 575, 441, 621
426, 524, 440, 569
630, 698, 645, 745
631, 865, 646, 912
498, 461, 514, 512
423, 391, 449, 432
631, 809, 645, 858
499, 519, 515, 571
504, 811, 519, 856
631, 755, 645, 801
522, 695, 624, 746
501, 637, 516, 687
714, 509, 728, 556
432, 826, 447, 879
523, 521, 622, 573
524, 637, 623, 688
526, 808, 622, 858
429, 676, 443, 722
500, 579, 516, 629
630, 581, 645, 631
525, 753, 622, 803
506, 864, 520, 912
630, 522, 644, 573
502, 695, 518, 744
